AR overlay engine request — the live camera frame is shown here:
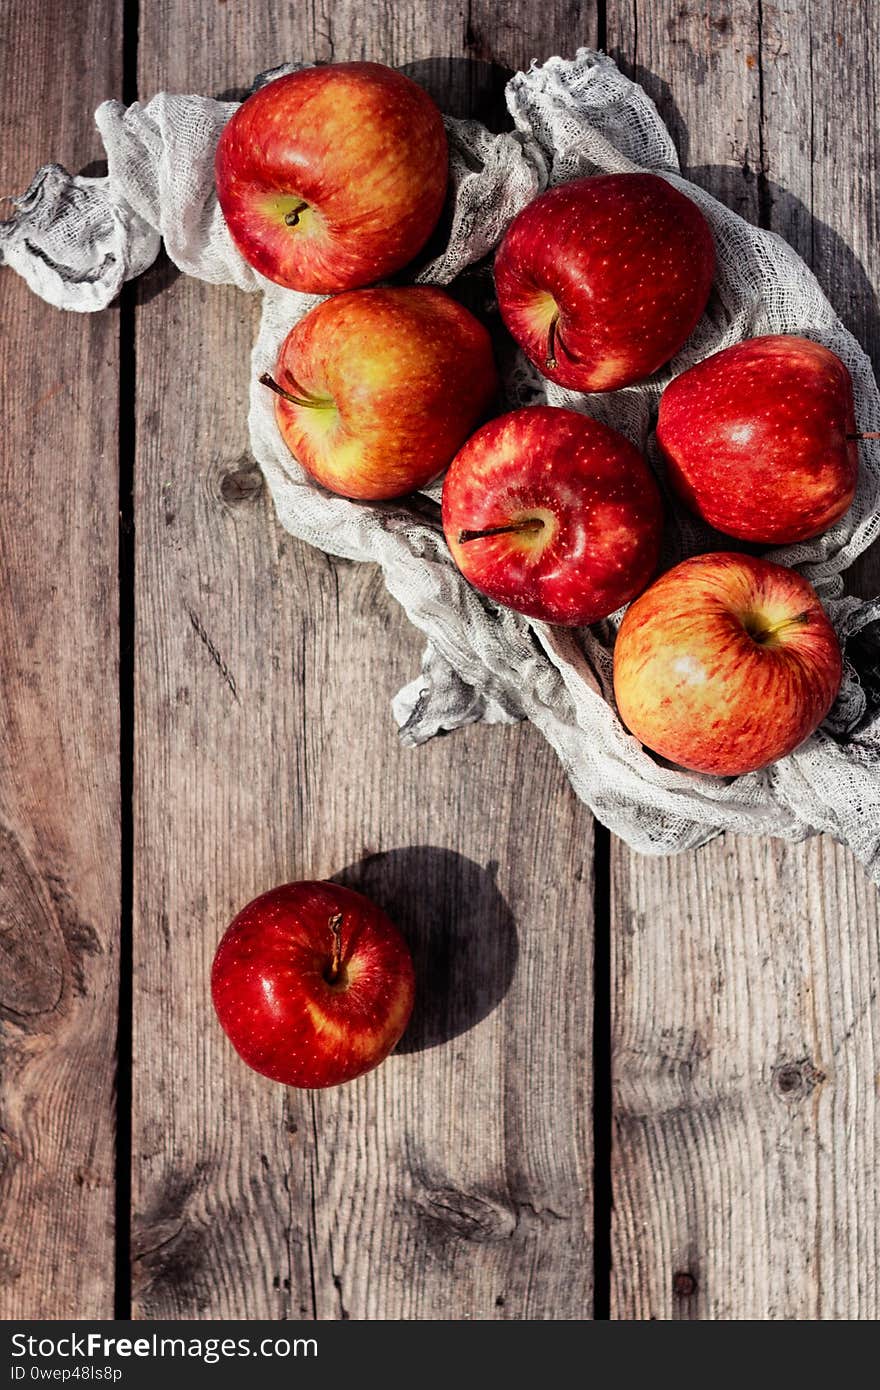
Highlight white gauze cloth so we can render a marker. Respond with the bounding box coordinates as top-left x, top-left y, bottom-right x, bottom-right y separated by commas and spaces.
4, 50, 880, 877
